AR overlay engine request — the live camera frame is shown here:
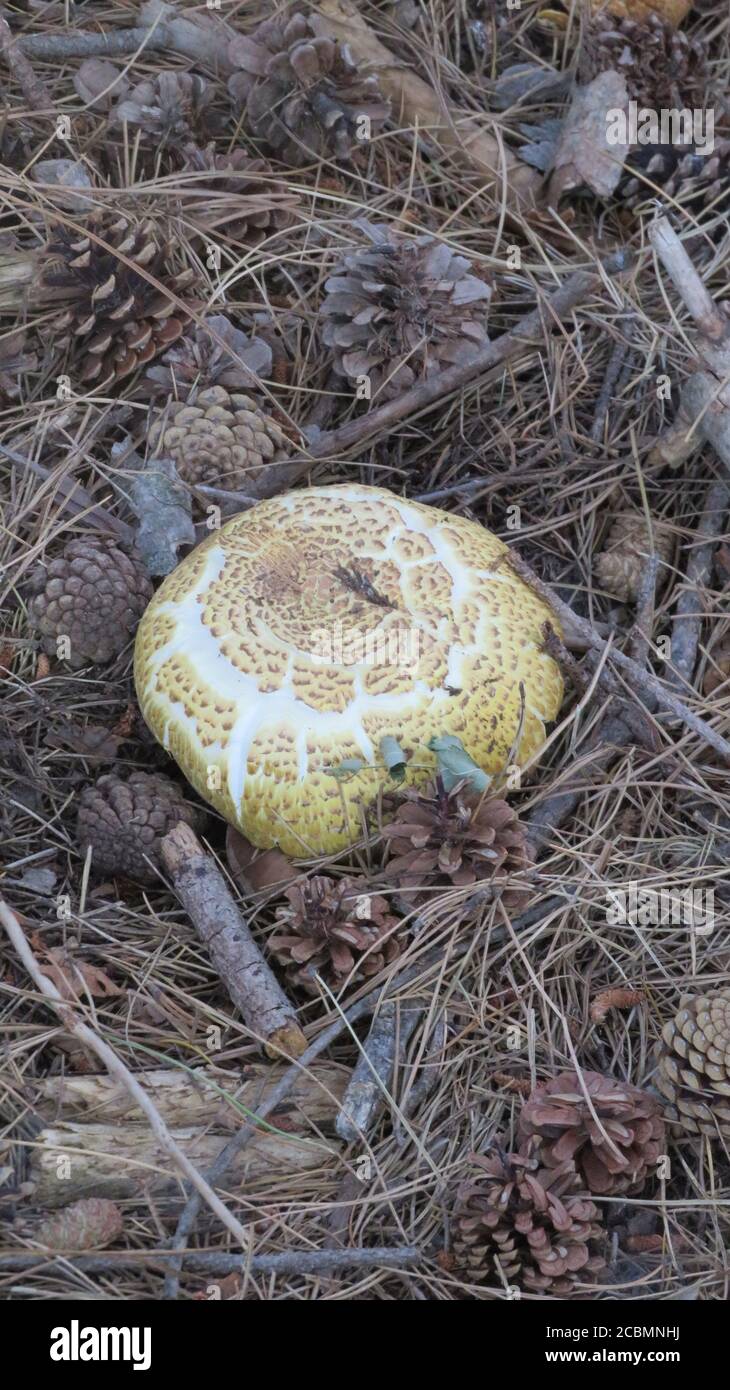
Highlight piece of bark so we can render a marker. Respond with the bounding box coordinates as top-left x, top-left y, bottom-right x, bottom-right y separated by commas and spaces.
316, 0, 540, 210
28, 1063, 346, 1127
668, 478, 730, 691
548, 72, 630, 204
22, 1120, 340, 1208
335, 1002, 422, 1142
160, 823, 307, 1060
